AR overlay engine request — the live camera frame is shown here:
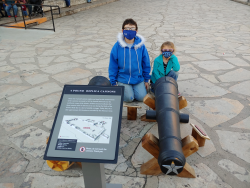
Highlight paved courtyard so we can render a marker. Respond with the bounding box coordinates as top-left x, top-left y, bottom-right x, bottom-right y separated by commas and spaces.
0, 0, 250, 187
